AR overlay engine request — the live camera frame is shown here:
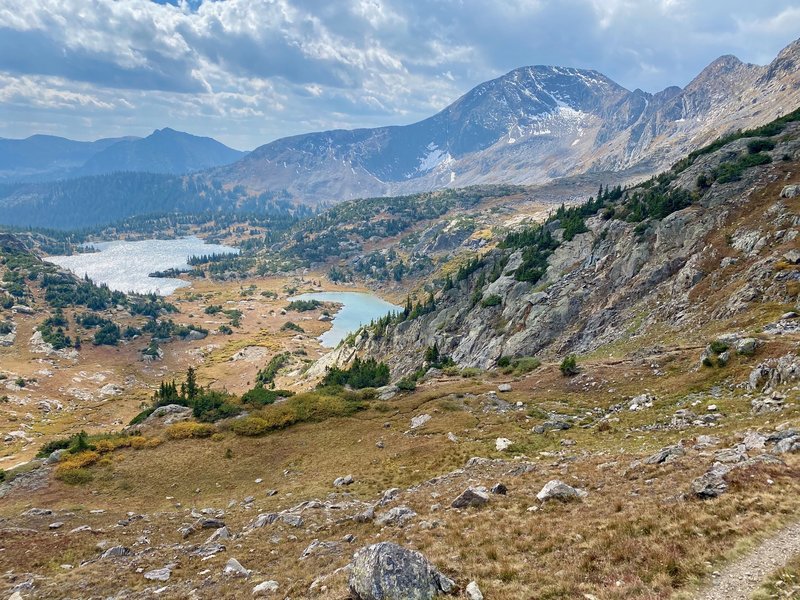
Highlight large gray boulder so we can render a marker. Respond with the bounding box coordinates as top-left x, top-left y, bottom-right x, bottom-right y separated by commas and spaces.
536, 480, 587, 502
349, 542, 455, 600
